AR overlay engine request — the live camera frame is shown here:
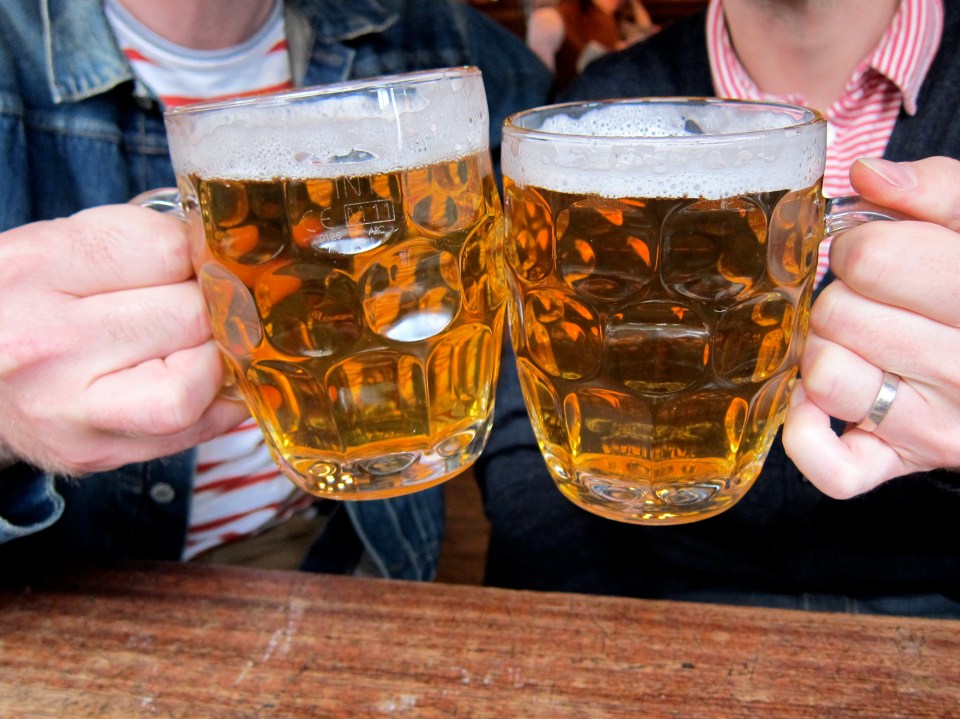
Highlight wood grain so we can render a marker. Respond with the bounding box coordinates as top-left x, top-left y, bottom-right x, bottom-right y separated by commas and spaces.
1, 562, 958, 718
